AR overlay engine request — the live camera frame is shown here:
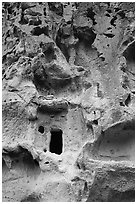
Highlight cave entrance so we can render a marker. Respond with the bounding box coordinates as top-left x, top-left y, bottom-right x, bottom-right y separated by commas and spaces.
50, 129, 63, 155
